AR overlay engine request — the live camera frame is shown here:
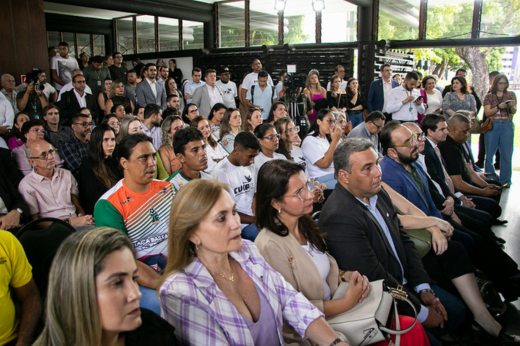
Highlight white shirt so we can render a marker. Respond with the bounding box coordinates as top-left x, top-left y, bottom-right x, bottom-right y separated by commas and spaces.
51, 56, 80, 90
204, 143, 228, 174
382, 79, 393, 113
212, 158, 255, 228
326, 80, 347, 91
146, 78, 157, 98
216, 80, 238, 107
301, 135, 334, 178
73, 89, 87, 108
302, 243, 331, 300
385, 86, 425, 121
241, 72, 274, 91
253, 151, 287, 184
0, 92, 14, 129
424, 89, 443, 115
205, 84, 224, 108
0, 196, 8, 214
290, 146, 308, 175
57, 82, 92, 101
